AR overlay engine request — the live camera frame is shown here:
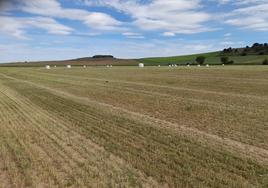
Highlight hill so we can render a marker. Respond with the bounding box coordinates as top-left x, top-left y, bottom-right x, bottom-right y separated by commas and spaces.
139, 43, 268, 65
1, 43, 268, 67
139, 52, 268, 66
0, 57, 138, 67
